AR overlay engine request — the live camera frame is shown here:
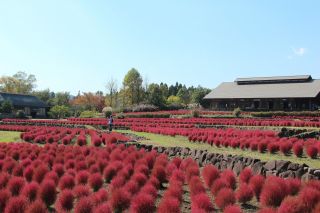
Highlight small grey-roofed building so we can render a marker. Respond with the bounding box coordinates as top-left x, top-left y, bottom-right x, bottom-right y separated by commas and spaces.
0, 92, 48, 117
204, 75, 320, 111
